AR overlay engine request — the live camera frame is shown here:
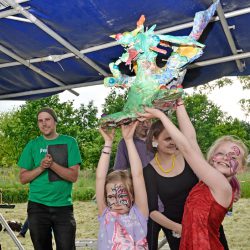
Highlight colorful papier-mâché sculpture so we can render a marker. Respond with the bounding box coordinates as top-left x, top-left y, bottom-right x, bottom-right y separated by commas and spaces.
101, 1, 219, 127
